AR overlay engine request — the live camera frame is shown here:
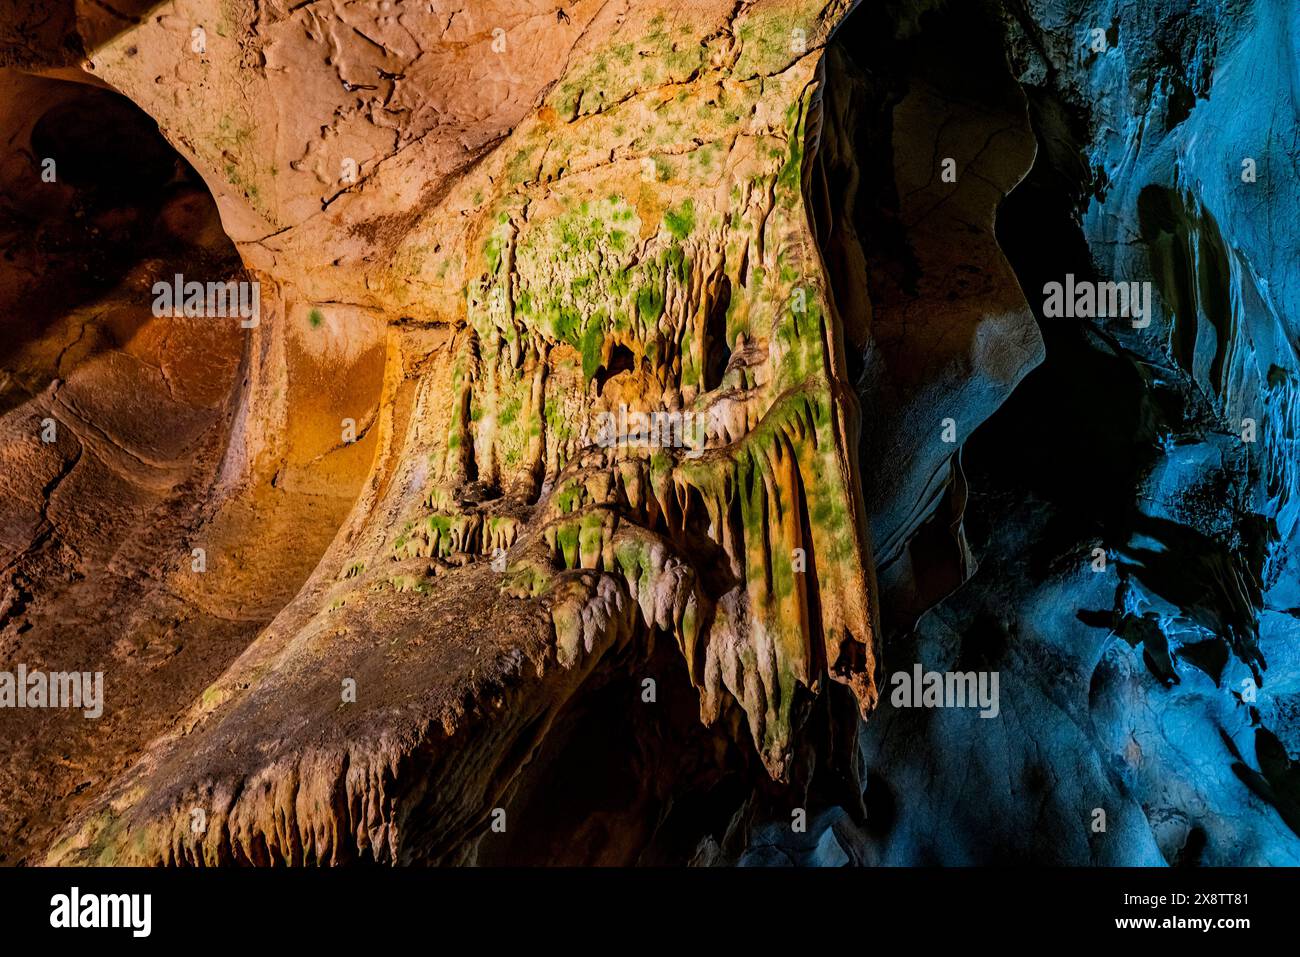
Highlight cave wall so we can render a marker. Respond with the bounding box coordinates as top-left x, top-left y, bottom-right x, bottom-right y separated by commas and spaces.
845, 0, 1300, 866
0, 0, 1295, 867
